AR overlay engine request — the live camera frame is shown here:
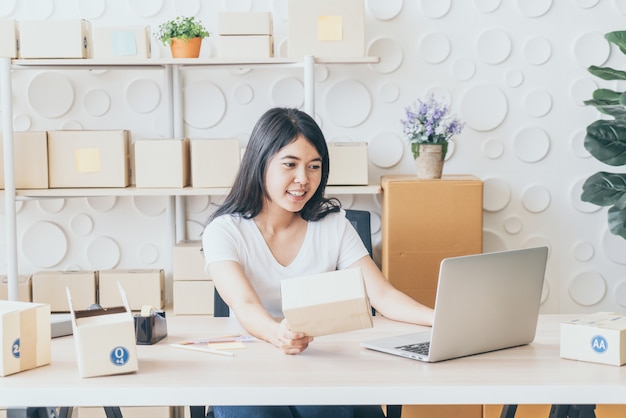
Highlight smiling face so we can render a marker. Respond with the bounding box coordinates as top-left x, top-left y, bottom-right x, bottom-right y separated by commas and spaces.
263, 134, 323, 215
